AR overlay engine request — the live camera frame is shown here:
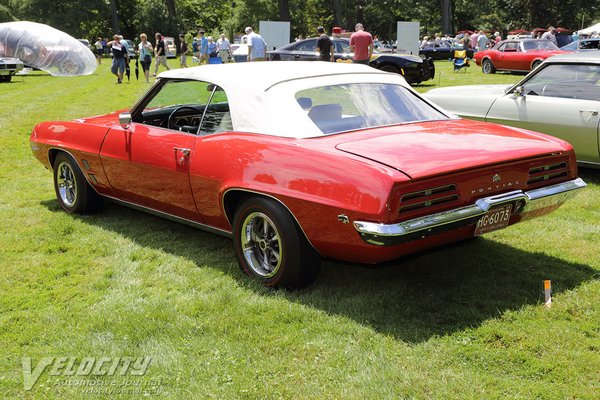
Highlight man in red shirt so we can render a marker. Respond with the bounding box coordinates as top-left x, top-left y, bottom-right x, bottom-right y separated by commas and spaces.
349, 23, 373, 65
